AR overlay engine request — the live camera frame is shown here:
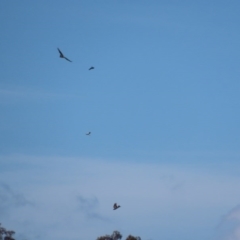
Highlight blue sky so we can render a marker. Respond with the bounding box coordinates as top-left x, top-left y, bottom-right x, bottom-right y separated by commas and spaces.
1, 1, 240, 240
